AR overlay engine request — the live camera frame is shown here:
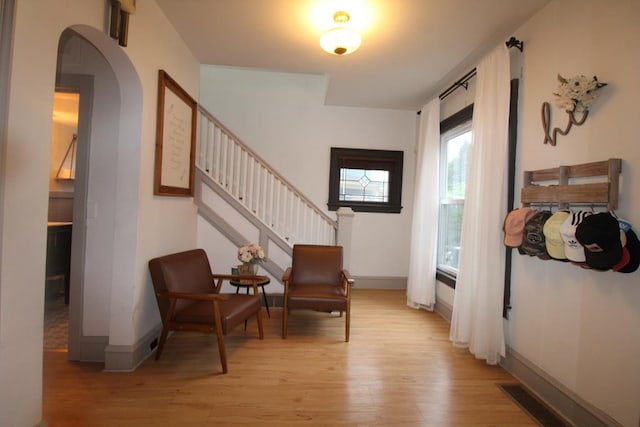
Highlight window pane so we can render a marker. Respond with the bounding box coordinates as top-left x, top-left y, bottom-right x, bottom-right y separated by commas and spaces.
438, 118, 472, 274
366, 169, 389, 182
343, 168, 365, 181
444, 130, 472, 199
437, 203, 464, 271
338, 167, 389, 203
